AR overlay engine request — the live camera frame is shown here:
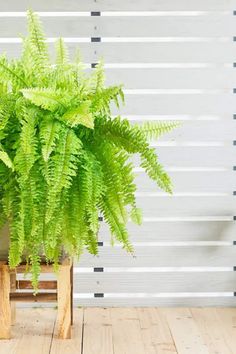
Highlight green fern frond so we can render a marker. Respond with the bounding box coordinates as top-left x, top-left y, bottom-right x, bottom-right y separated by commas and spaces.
55, 38, 69, 65
27, 9, 49, 73
0, 151, 14, 170
139, 121, 180, 140
130, 206, 142, 225
40, 117, 61, 161
21, 87, 70, 111
89, 60, 105, 91
0, 56, 27, 89
91, 85, 124, 113
45, 128, 82, 223
61, 101, 94, 128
